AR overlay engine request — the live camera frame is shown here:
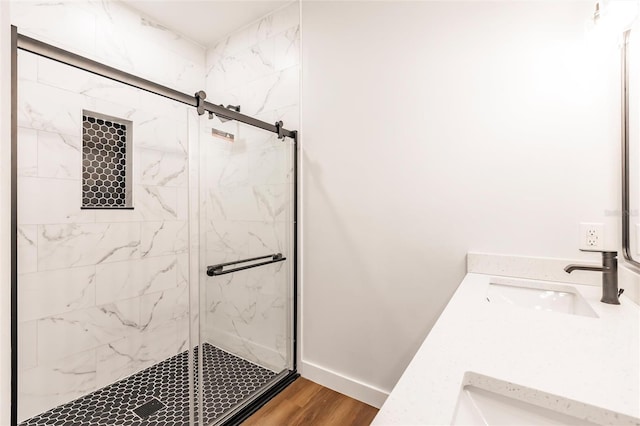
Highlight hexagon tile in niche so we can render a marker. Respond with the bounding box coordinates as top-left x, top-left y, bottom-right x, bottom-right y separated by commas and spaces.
19, 343, 278, 426
81, 111, 133, 209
